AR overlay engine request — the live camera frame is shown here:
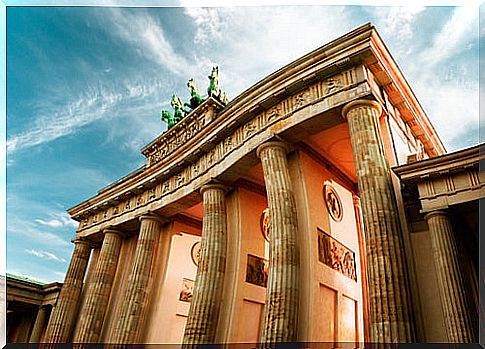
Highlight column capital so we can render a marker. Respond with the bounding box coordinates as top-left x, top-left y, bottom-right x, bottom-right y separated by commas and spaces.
341, 99, 382, 119
424, 209, 449, 221
103, 227, 125, 238
256, 140, 290, 158
71, 236, 96, 248
200, 183, 228, 196
139, 212, 167, 225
